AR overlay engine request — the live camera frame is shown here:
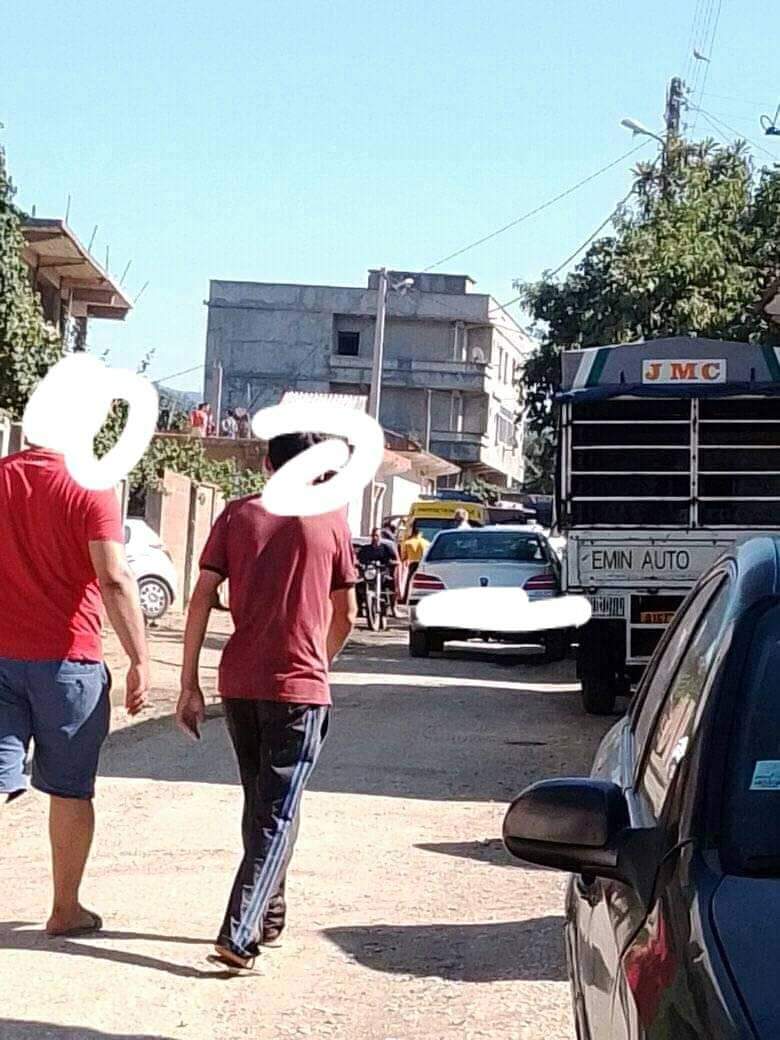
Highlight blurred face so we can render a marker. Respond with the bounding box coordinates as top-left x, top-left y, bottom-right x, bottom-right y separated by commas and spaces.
371, 528, 381, 545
